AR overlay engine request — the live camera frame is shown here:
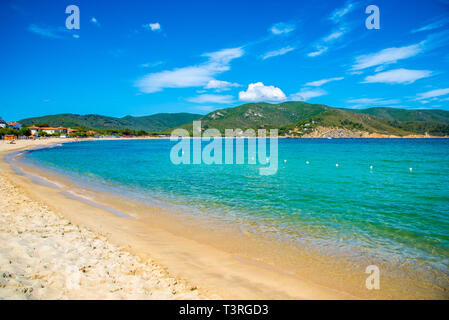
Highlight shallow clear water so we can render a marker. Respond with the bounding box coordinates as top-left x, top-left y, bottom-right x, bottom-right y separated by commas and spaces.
22, 139, 449, 275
